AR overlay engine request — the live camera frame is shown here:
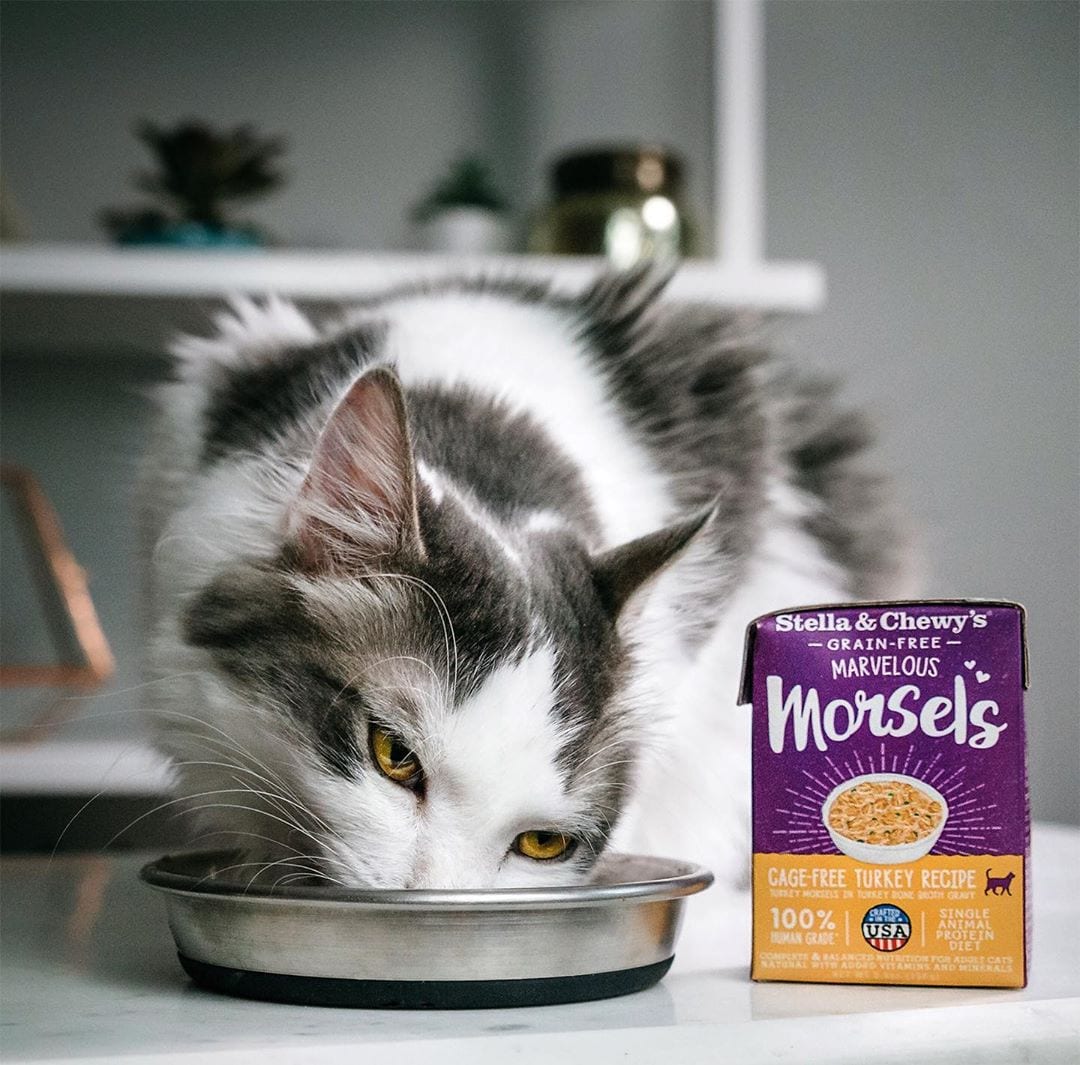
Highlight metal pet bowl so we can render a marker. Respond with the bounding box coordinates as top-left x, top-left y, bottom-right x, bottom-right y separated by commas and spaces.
141, 850, 713, 1009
